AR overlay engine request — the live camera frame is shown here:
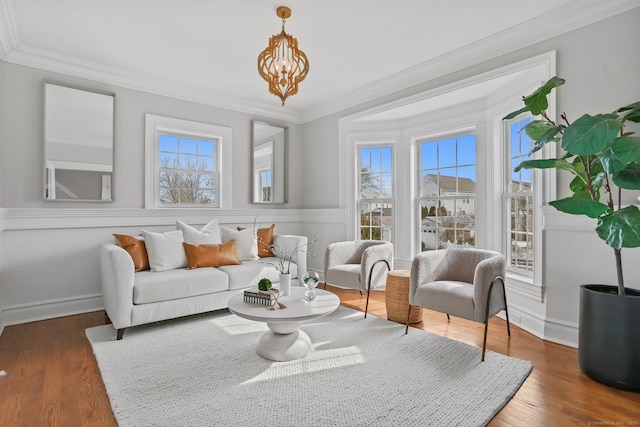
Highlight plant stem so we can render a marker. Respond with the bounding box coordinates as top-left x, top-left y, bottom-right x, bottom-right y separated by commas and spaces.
614, 248, 625, 296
